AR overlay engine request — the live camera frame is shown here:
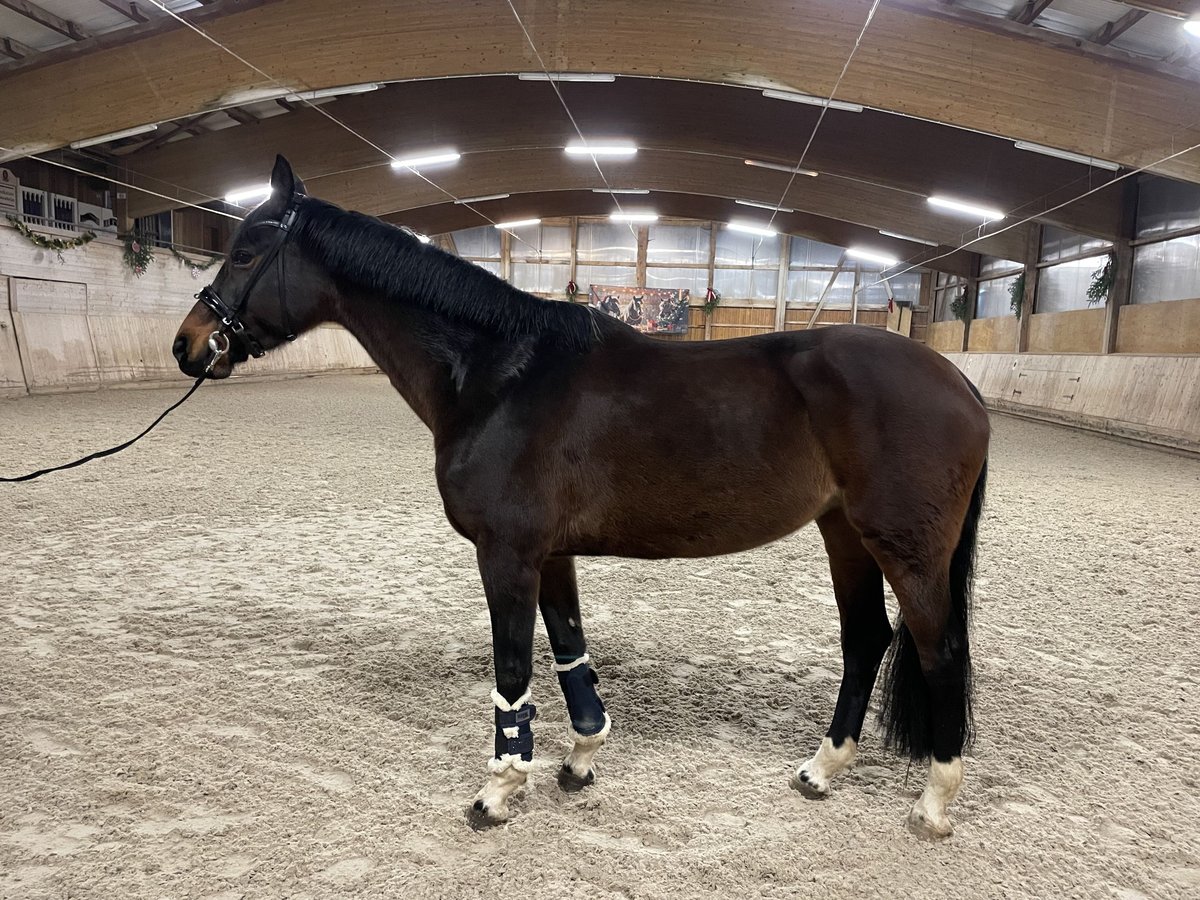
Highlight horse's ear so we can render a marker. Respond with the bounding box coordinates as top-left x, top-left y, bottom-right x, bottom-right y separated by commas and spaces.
269, 154, 306, 197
